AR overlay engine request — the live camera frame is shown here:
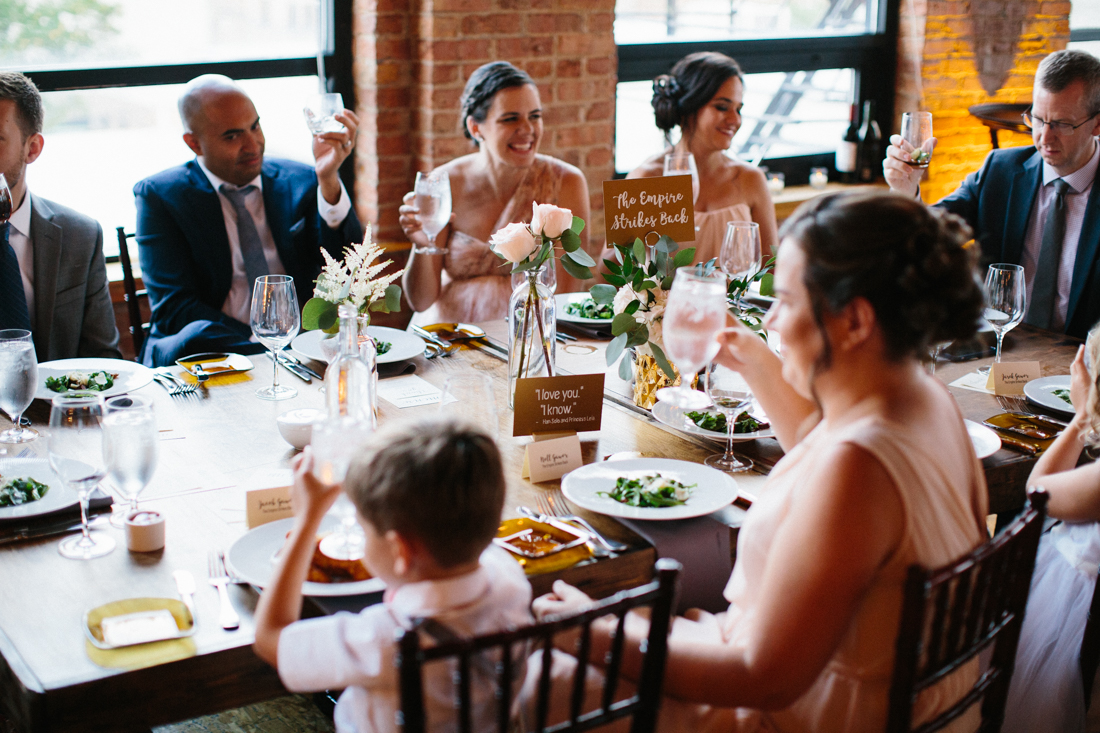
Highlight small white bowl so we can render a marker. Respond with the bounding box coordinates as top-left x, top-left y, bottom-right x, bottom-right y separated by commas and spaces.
276, 408, 321, 450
